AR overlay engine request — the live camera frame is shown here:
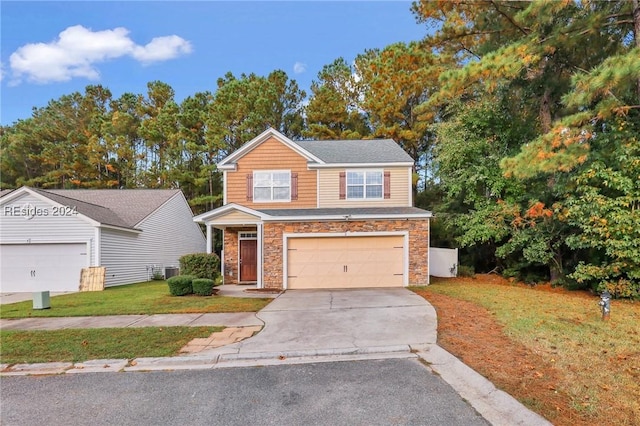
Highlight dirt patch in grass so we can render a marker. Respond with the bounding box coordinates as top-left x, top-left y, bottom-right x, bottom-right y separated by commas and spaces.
416, 289, 573, 424
413, 275, 640, 426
